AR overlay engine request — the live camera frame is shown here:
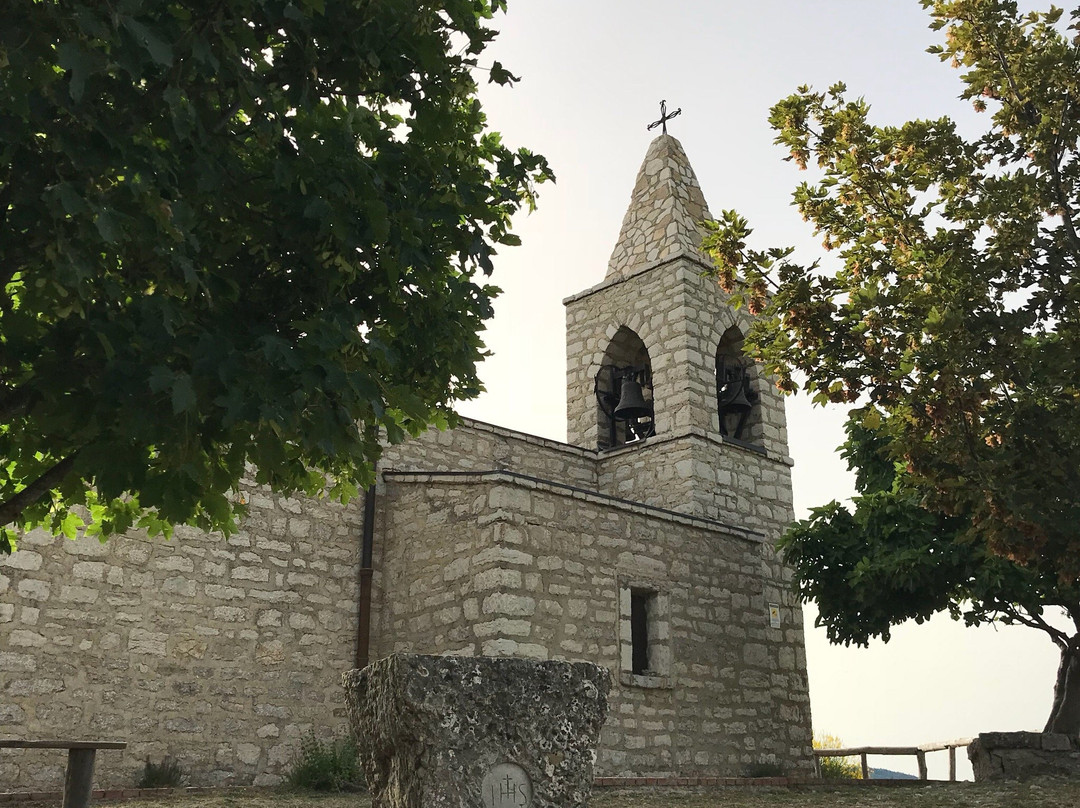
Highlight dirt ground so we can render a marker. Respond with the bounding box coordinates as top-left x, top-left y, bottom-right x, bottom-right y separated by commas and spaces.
26, 778, 1077, 808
